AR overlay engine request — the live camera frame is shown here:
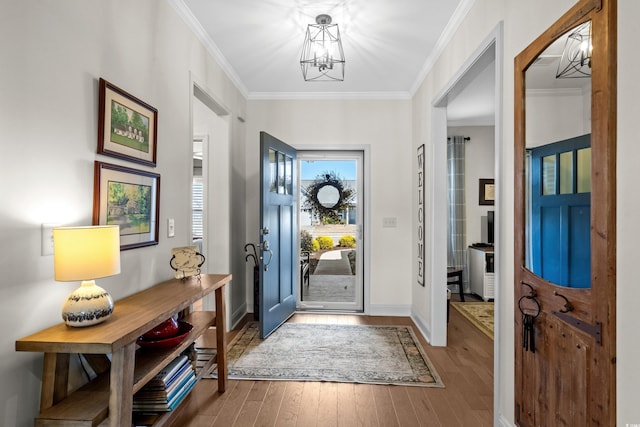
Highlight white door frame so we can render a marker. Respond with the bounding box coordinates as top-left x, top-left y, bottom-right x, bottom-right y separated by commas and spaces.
296, 149, 365, 312
189, 73, 232, 323
293, 144, 371, 314
430, 22, 503, 426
